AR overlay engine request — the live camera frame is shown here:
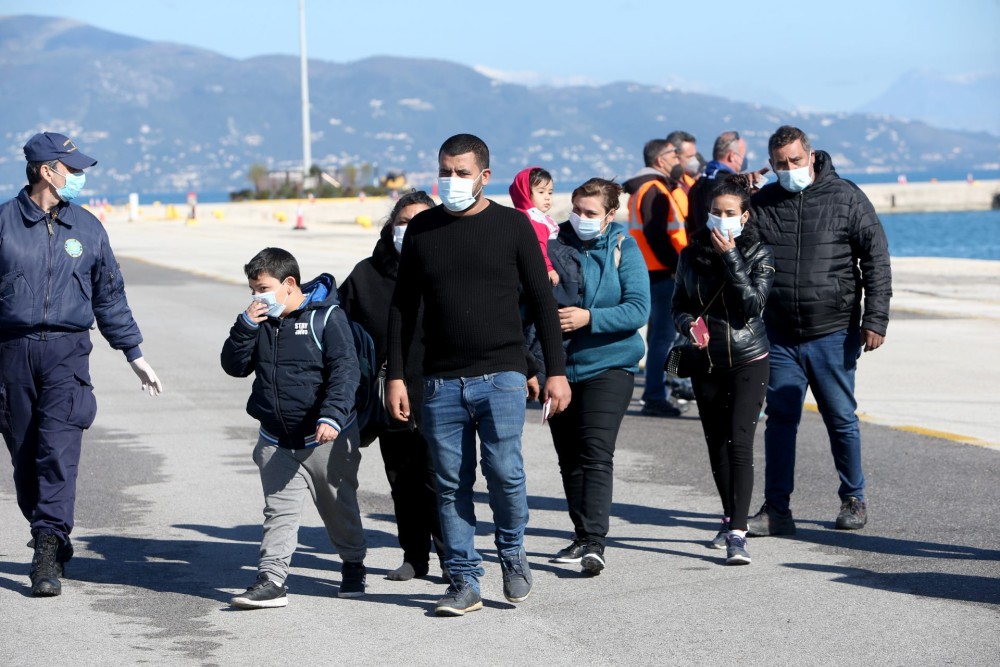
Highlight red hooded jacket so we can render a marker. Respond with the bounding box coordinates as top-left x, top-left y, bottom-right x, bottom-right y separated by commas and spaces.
509, 166, 556, 272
